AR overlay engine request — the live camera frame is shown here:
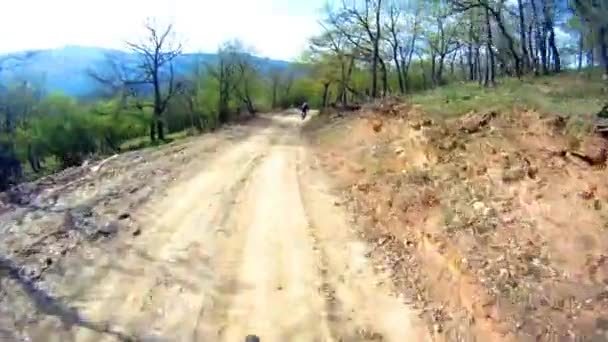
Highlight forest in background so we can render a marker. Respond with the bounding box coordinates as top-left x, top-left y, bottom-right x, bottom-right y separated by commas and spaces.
1, 0, 607, 189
